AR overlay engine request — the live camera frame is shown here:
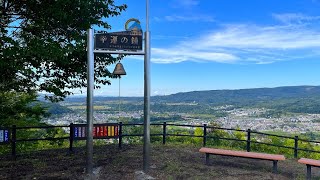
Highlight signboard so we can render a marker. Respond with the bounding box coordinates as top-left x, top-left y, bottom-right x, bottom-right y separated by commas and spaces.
0, 129, 10, 144
95, 18, 143, 51
73, 123, 119, 140
95, 31, 143, 50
